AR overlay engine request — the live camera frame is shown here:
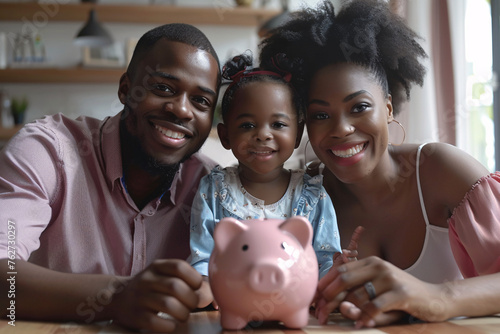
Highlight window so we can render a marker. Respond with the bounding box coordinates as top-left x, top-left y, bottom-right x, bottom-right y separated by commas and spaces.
464, 0, 495, 171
